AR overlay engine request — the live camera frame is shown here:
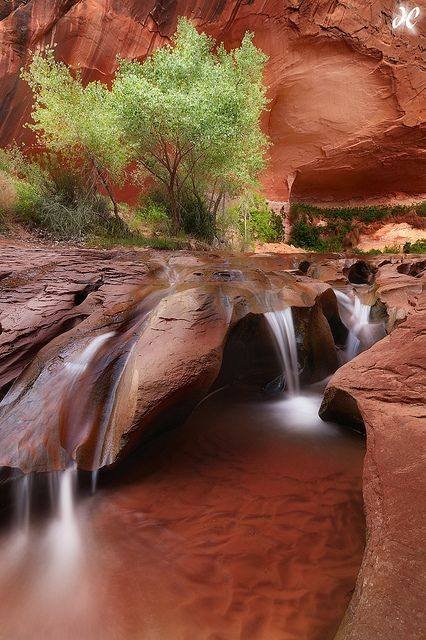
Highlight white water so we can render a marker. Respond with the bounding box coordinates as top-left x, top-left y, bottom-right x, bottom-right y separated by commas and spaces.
14, 473, 32, 534
66, 331, 115, 377
265, 308, 300, 395
346, 297, 371, 360
334, 290, 371, 361
47, 465, 80, 578
64, 331, 115, 493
